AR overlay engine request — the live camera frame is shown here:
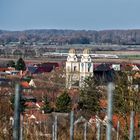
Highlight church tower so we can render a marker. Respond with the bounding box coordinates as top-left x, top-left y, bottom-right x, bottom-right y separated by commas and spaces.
66, 49, 80, 88
79, 48, 93, 87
